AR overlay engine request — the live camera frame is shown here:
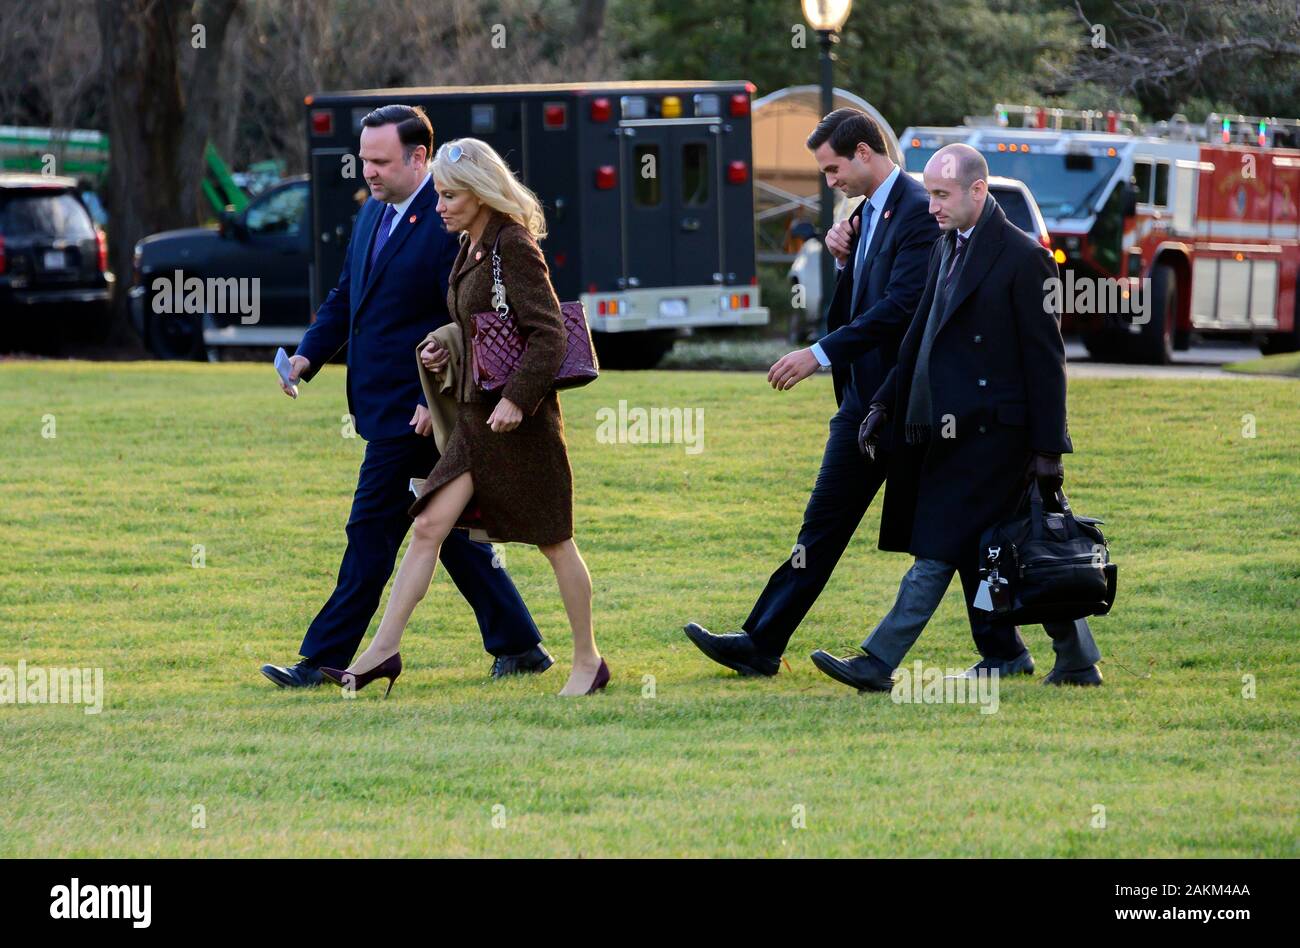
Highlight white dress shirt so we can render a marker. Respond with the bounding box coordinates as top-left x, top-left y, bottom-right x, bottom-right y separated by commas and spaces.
811, 163, 902, 366
384, 172, 432, 235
